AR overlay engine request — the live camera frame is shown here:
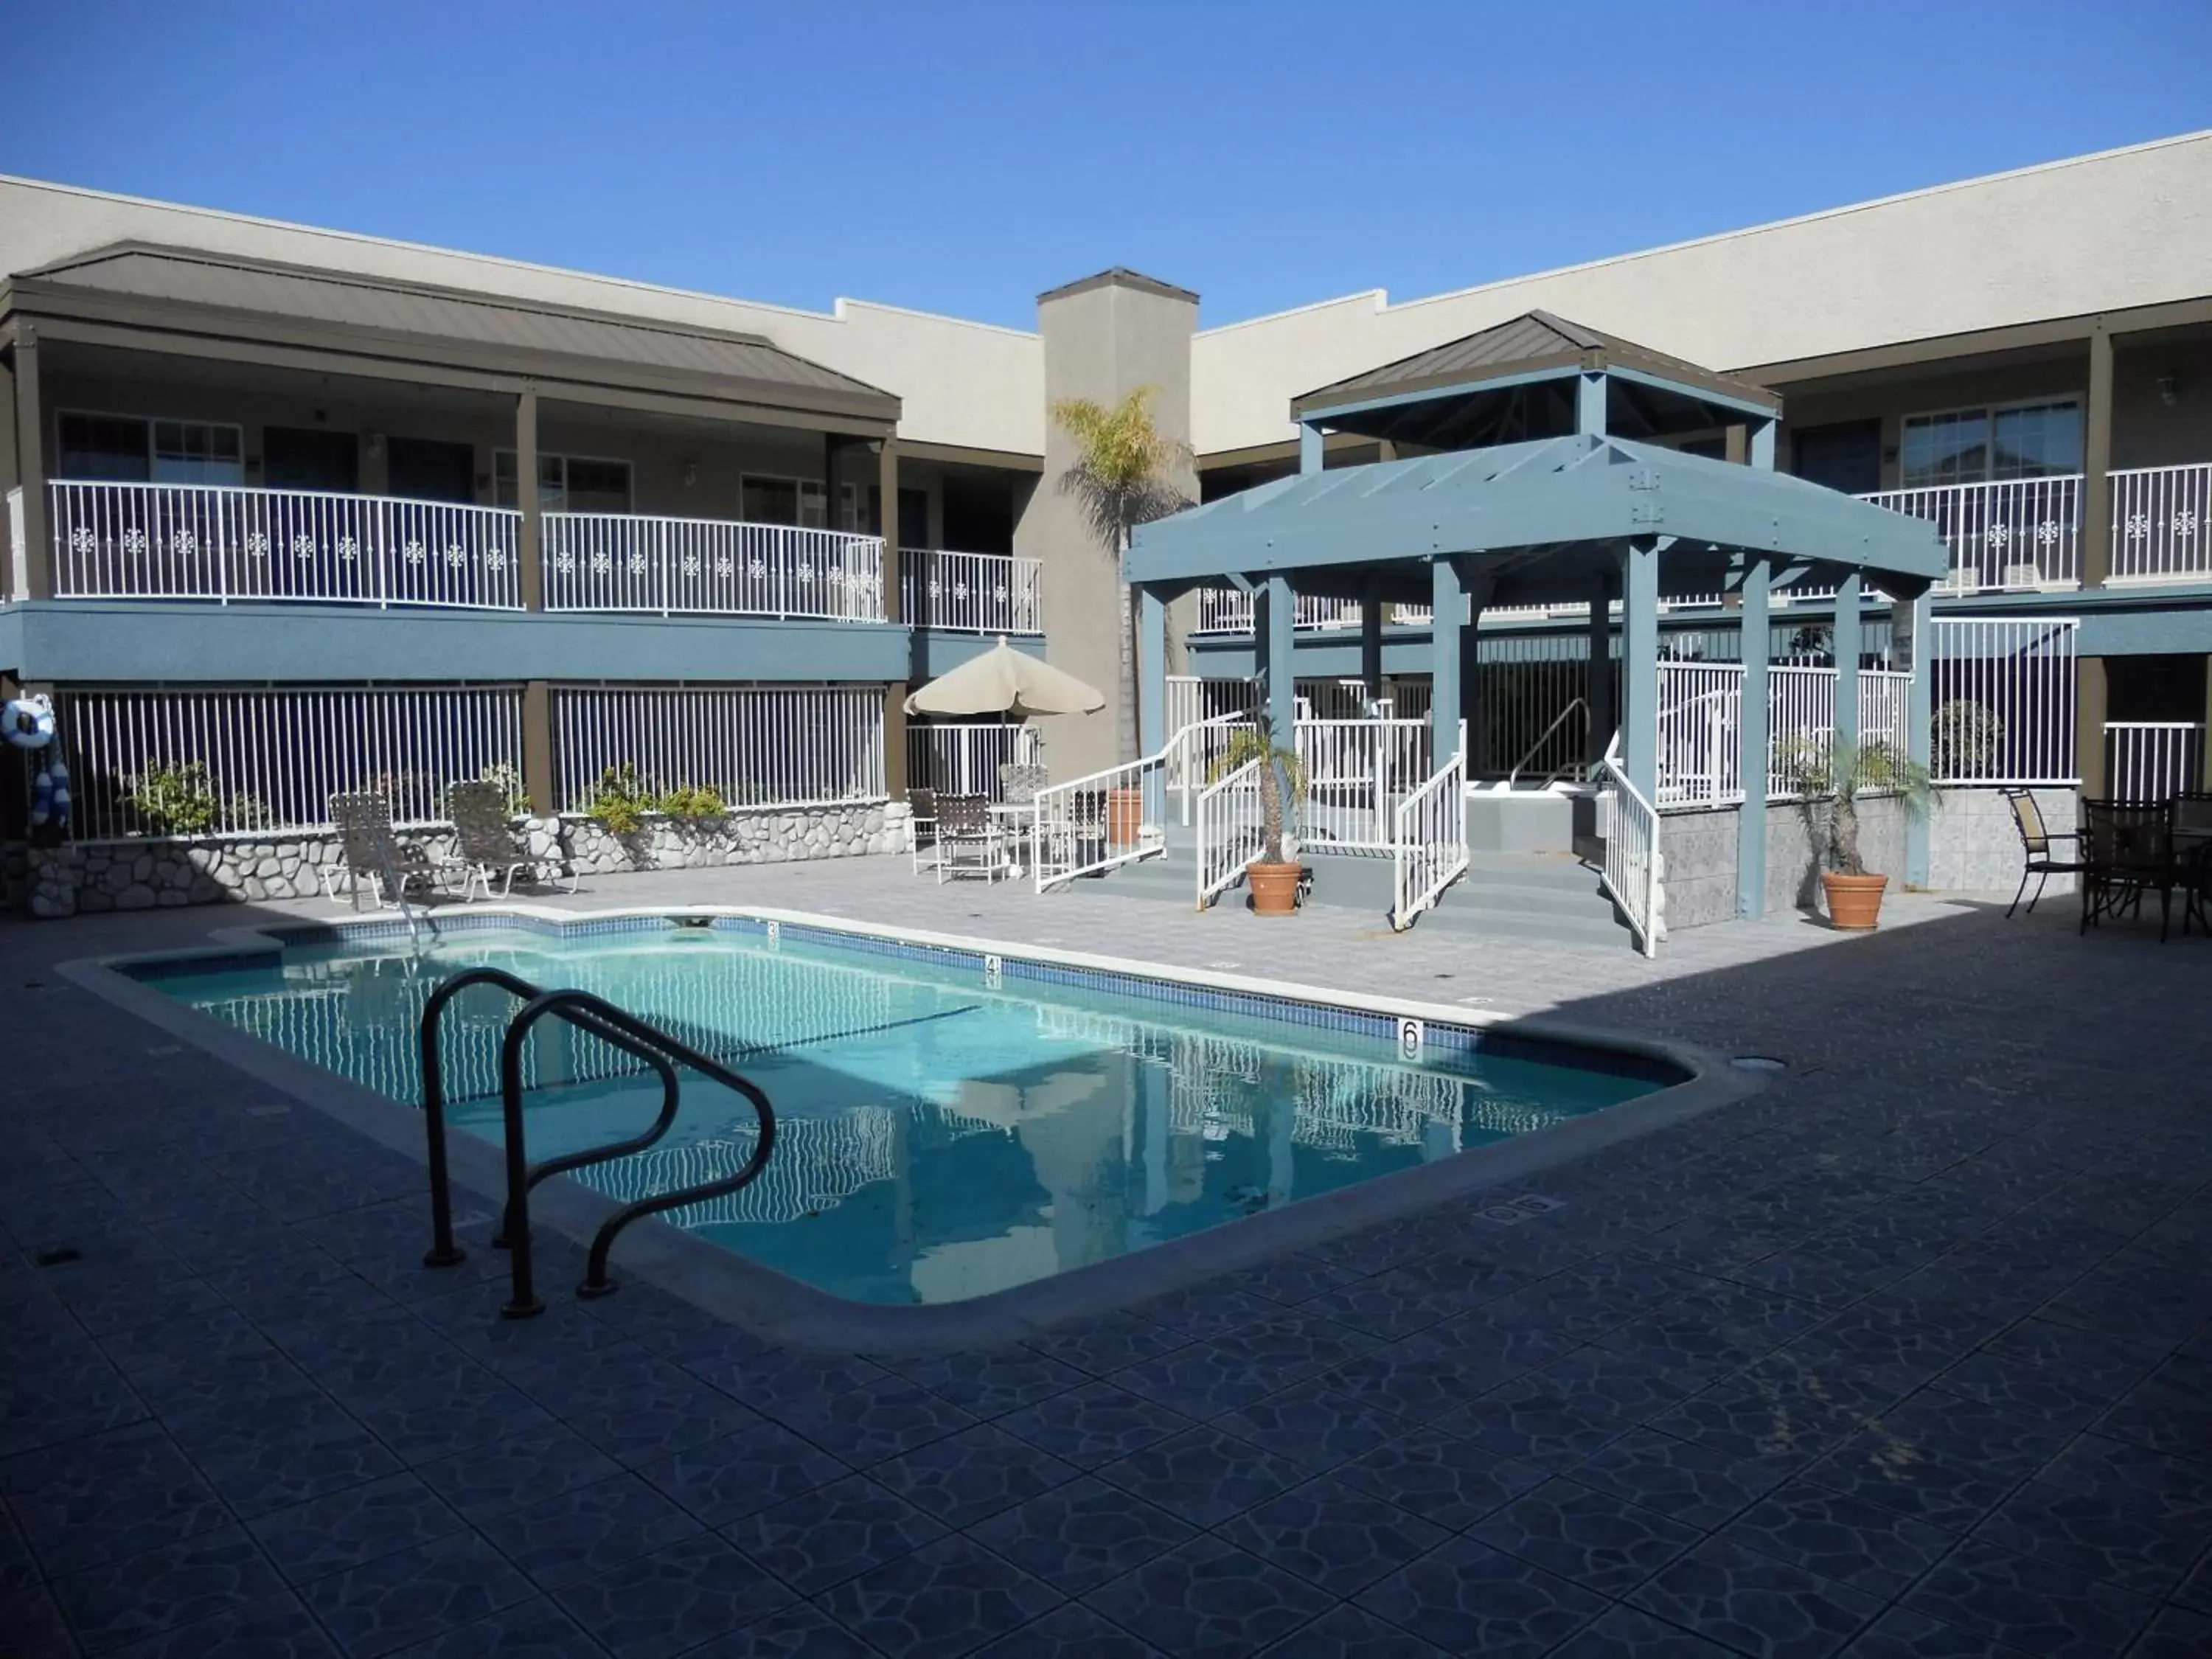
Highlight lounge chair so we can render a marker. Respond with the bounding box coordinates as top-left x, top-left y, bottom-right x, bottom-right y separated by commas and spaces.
935, 793, 1003, 883
321, 792, 442, 911
908, 787, 939, 874
2000, 787, 2087, 918
447, 779, 577, 901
